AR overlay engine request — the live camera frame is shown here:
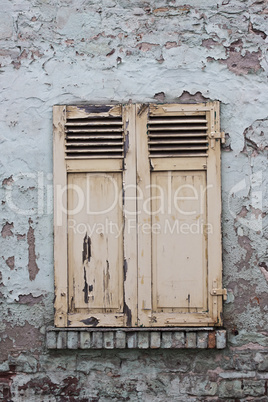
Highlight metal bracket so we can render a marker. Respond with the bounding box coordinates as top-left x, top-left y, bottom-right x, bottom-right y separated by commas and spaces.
210, 288, 227, 300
